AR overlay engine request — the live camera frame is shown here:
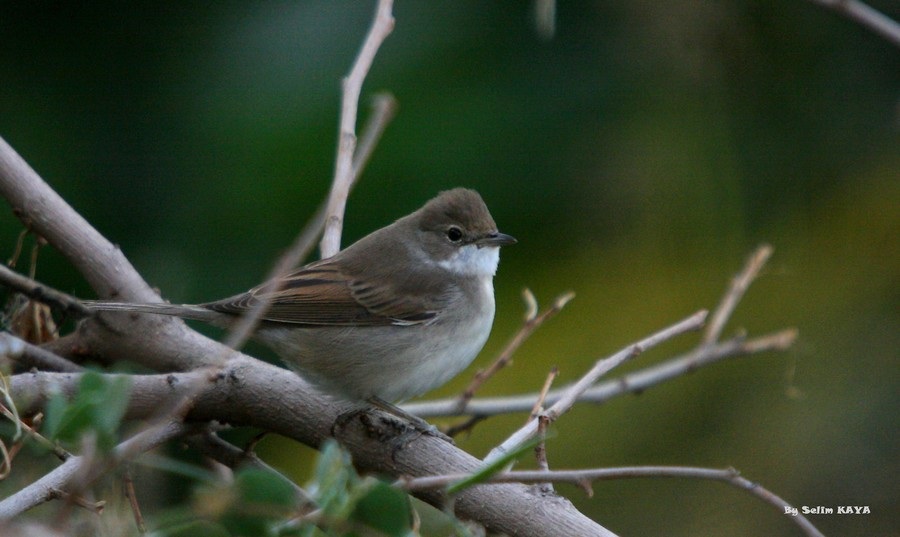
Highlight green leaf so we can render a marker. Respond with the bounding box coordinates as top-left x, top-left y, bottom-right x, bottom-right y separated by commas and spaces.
40, 390, 68, 442
236, 467, 296, 507
92, 373, 131, 436
220, 467, 297, 536
41, 371, 132, 451
309, 439, 357, 517
350, 480, 411, 537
